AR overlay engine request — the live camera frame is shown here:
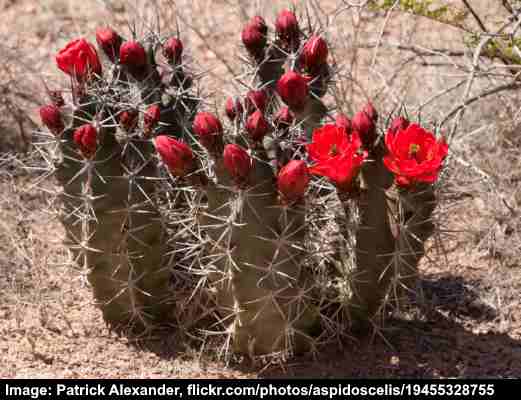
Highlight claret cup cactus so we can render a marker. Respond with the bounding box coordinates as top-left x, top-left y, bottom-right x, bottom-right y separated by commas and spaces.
35, 9, 448, 358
